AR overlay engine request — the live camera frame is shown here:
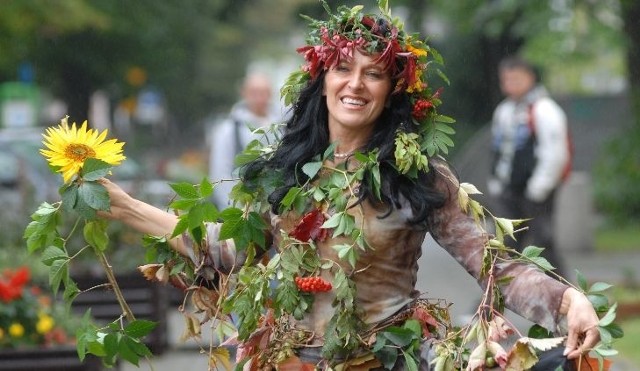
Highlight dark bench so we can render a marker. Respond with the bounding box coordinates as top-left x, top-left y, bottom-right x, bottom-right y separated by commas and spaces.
70, 272, 170, 356
0, 347, 102, 371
